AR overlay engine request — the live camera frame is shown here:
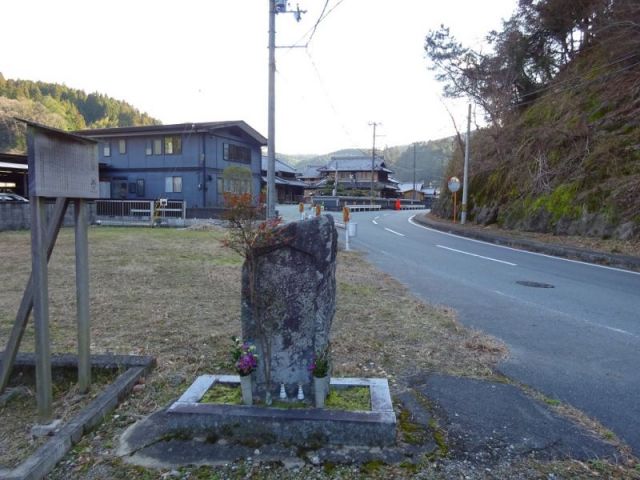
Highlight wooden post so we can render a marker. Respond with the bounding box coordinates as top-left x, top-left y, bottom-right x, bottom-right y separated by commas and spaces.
31, 196, 53, 420
0, 198, 68, 394
74, 199, 91, 393
453, 192, 457, 224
